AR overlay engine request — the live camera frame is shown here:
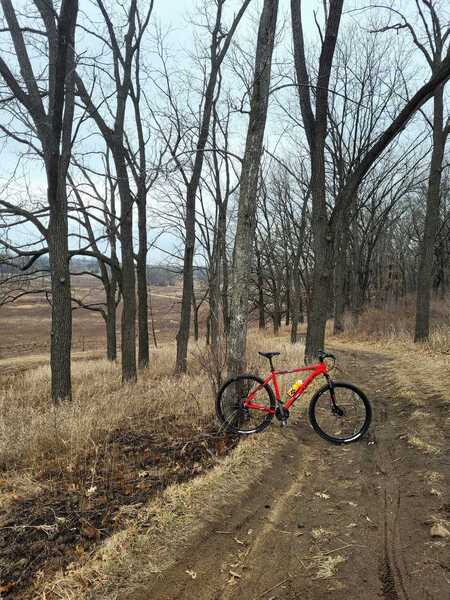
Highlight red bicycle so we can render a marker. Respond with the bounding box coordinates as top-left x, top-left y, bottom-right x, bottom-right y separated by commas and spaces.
216, 350, 372, 444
